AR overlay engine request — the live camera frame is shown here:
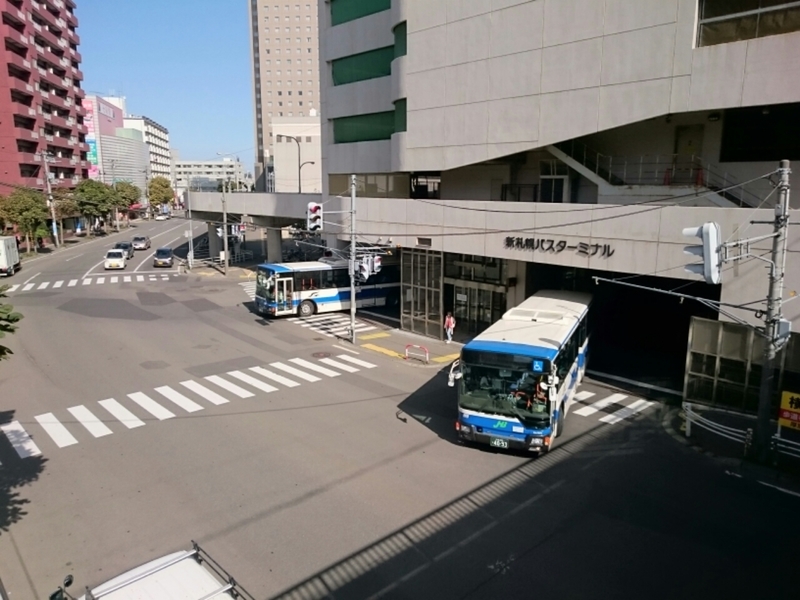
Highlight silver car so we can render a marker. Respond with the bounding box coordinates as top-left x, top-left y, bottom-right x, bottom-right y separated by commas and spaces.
132, 236, 151, 250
